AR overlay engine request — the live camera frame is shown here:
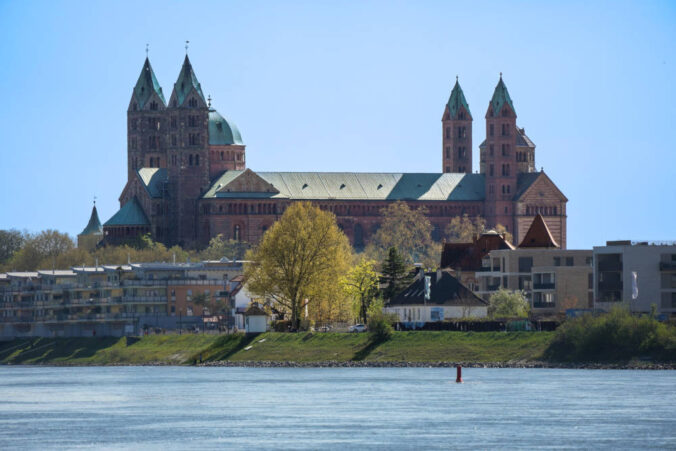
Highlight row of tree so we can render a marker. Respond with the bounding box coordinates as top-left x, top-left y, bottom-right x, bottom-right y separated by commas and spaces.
0, 230, 249, 273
